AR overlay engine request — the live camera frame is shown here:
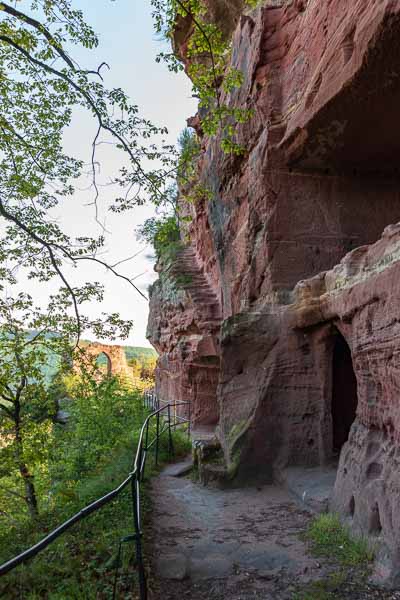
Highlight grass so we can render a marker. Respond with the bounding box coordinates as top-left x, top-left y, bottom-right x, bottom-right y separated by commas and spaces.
0, 428, 191, 599
293, 514, 375, 600
306, 513, 374, 567
293, 570, 348, 600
